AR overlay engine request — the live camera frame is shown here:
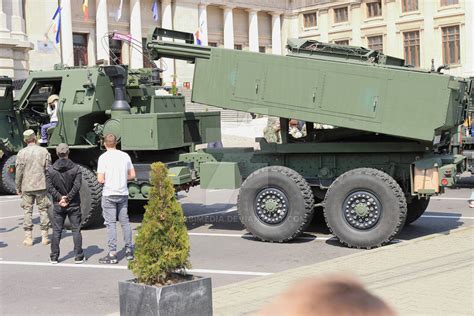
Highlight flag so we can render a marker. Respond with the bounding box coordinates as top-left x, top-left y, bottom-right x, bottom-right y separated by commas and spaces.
112, 33, 132, 43
152, 1, 158, 21
116, 0, 123, 22
51, 6, 61, 44
82, 0, 89, 21
195, 30, 202, 46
